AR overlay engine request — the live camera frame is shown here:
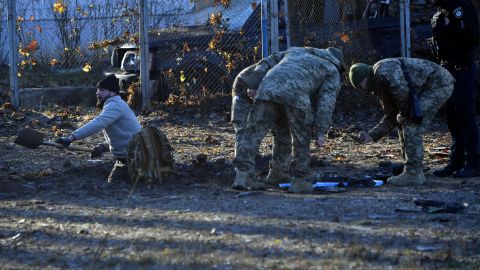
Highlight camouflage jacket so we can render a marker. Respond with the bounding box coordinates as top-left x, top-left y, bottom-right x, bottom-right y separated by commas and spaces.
231, 52, 292, 130
368, 58, 455, 141
253, 47, 342, 135
231, 64, 256, 130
